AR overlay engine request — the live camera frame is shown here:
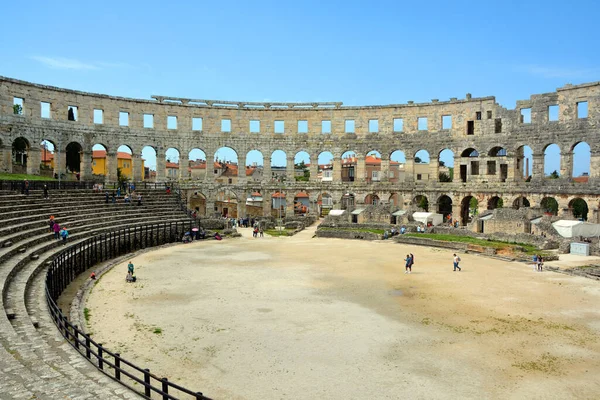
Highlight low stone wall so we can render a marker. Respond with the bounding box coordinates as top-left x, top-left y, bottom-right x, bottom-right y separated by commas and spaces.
319, 222, 392, 230
316, 228, 381, 241
432, 226, 559, 250
198, 218, 226, 230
